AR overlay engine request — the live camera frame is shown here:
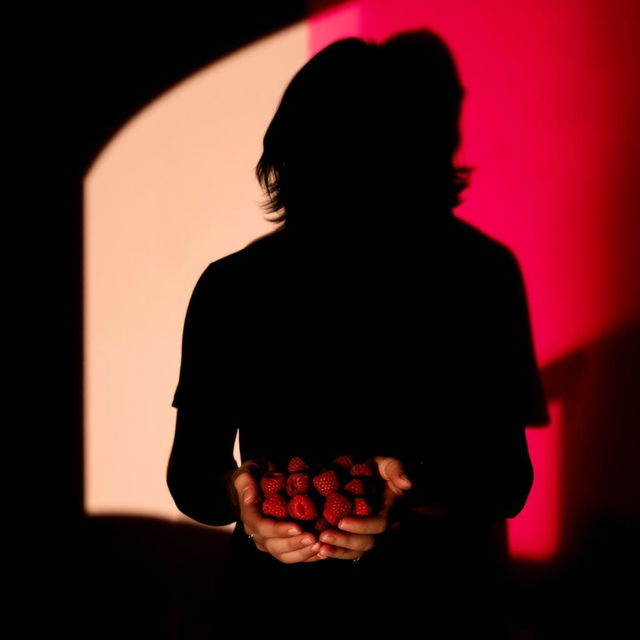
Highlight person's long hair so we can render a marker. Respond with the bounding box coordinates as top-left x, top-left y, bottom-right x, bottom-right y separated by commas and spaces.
255, 28, 474, 237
